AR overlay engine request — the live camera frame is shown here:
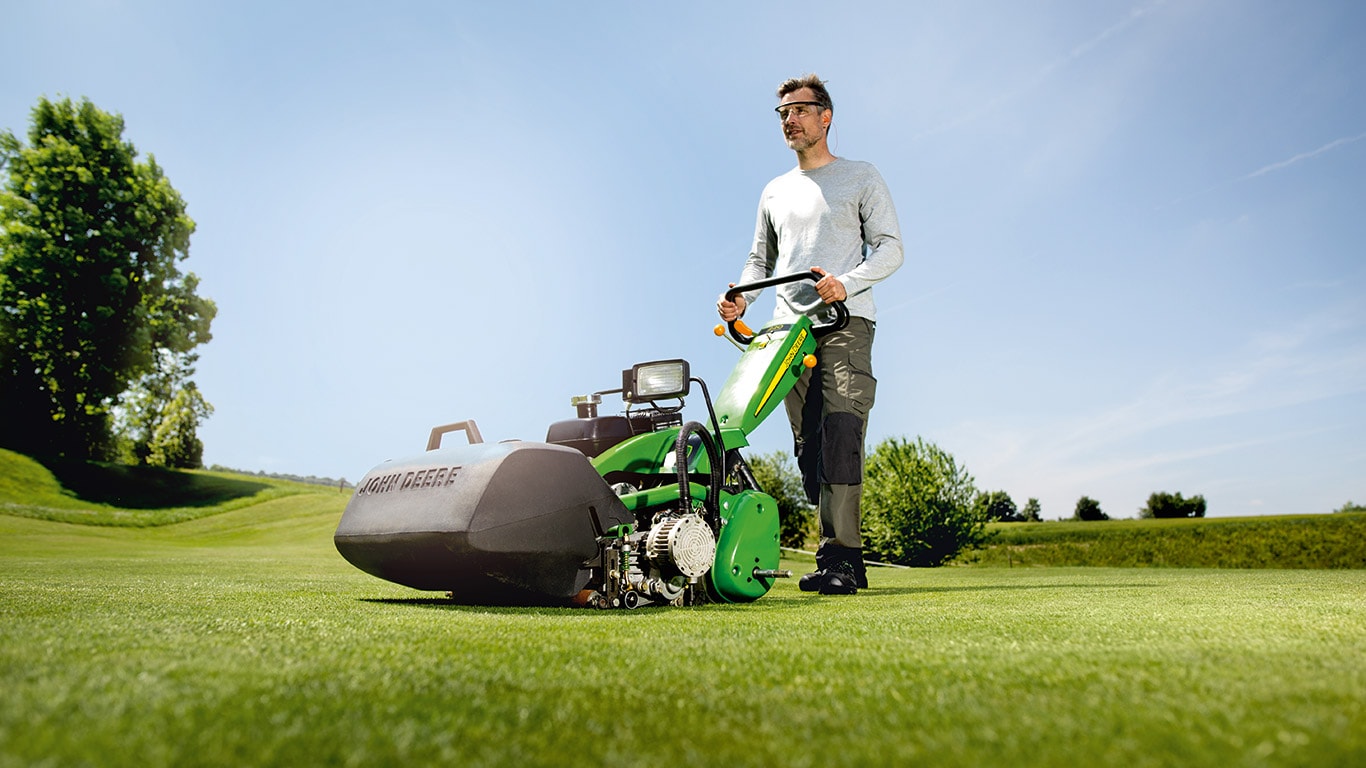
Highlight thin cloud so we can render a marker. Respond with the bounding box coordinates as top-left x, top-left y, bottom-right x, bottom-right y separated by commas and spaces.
914, 0, 1167, 140
1161, 131, 1366, 208
1063, 0, 1168, 63
1238, 131, 1366, 181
